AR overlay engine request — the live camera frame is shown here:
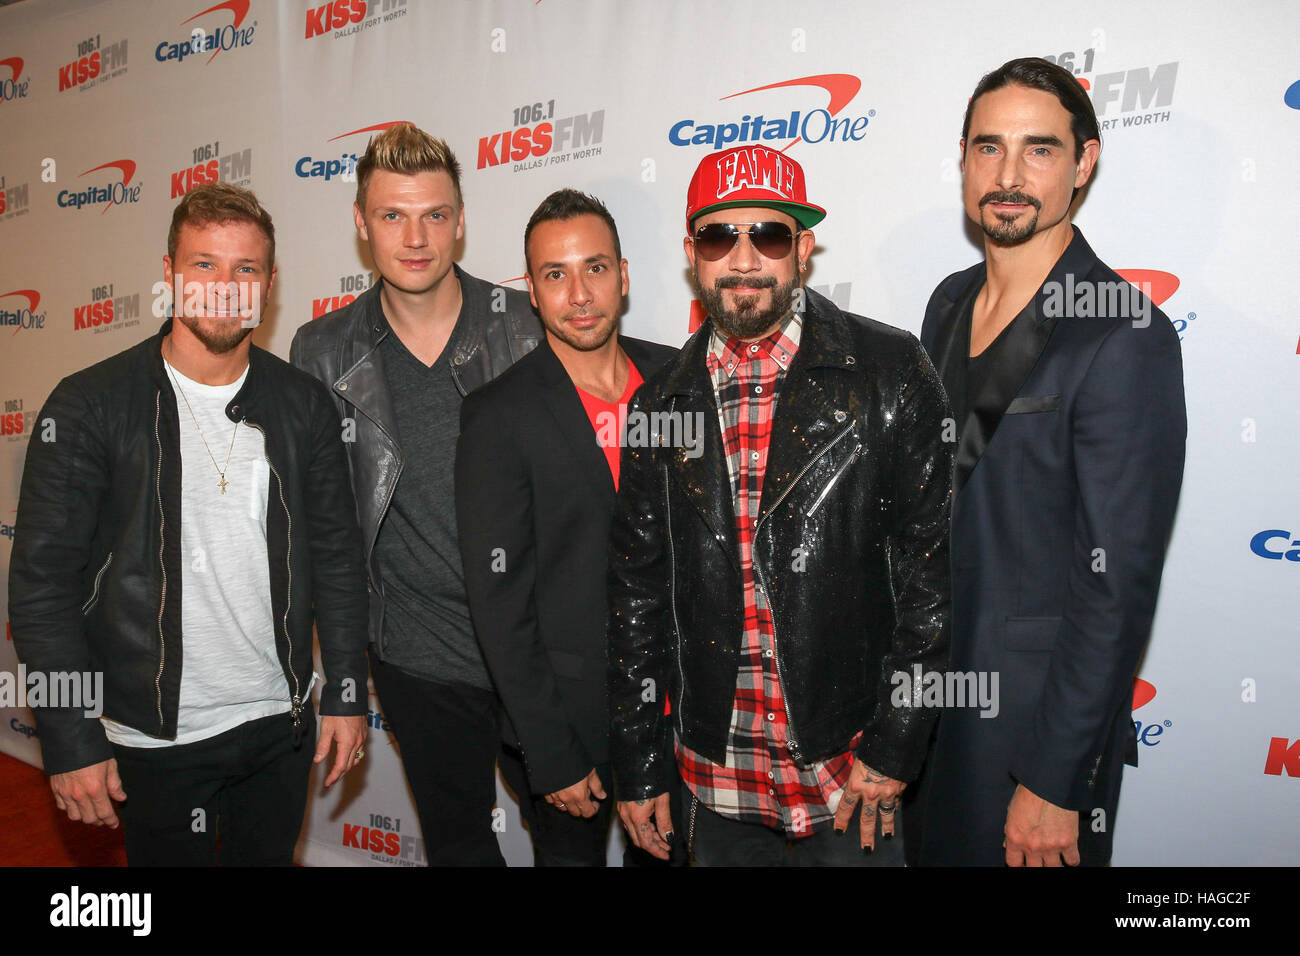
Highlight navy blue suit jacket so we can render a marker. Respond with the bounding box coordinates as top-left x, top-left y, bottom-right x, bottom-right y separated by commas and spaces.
907, 228, 1187, 865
